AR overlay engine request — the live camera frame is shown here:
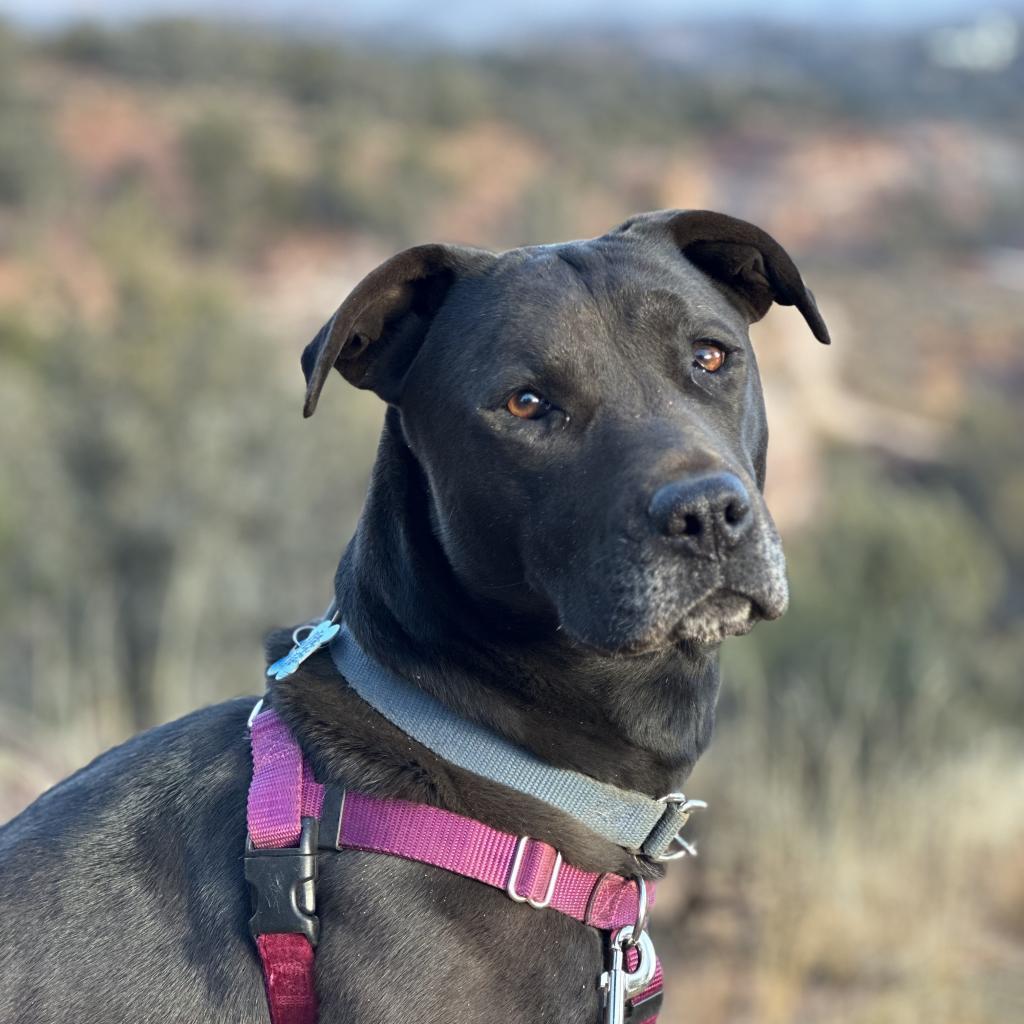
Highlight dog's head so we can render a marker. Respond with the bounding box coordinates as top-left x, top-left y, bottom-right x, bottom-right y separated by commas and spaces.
302, 210, 829, 655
